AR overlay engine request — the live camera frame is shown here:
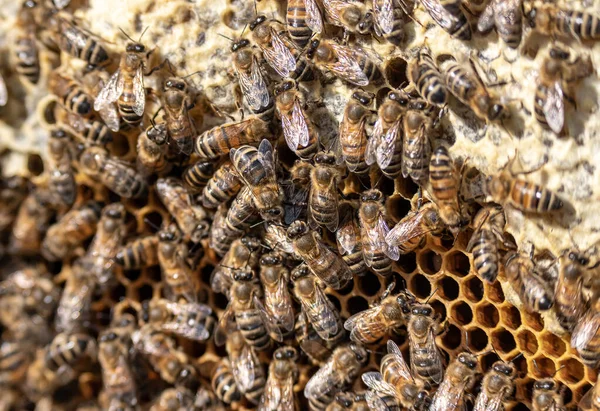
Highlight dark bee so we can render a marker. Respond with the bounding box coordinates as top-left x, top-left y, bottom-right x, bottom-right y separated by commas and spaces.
408, 49, 448, 107
477, 0, 523, 49
13, 0, 40, 85
49, 71, 94, 117
420, 0, 472, 40
528, 4, 600, 42
183, 161, 214, 193
200, 161, 242, 209
505, 249, 554, 312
